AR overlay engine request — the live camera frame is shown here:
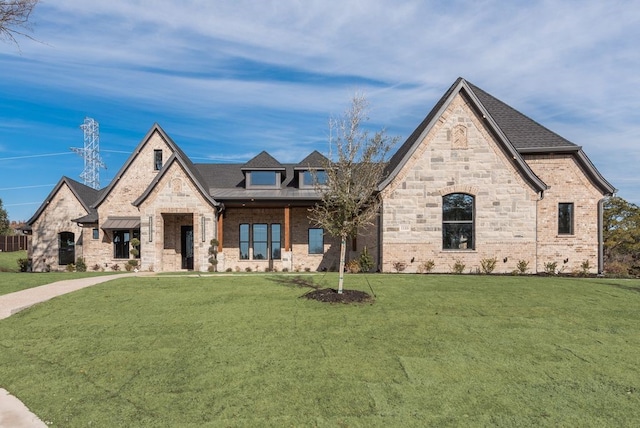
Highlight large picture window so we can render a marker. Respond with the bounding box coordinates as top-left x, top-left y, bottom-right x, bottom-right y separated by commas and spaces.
443, 193, 474, 250
58, 232, 75, 265
239, 223, 281, 260
308, 228, 324, 254
558, 203, 574, 235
